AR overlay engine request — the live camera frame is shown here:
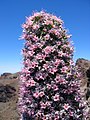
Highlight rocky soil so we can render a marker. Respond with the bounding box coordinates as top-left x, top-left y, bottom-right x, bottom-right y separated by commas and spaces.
0, 72, 20, 120
0, 58, 90, 120
76, 58, 90, 119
